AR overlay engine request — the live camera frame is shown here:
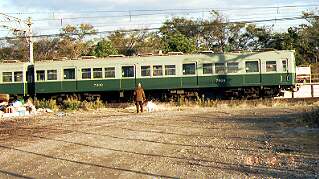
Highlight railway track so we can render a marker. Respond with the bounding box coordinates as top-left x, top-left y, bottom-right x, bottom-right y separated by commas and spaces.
105, 97, 319, 108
